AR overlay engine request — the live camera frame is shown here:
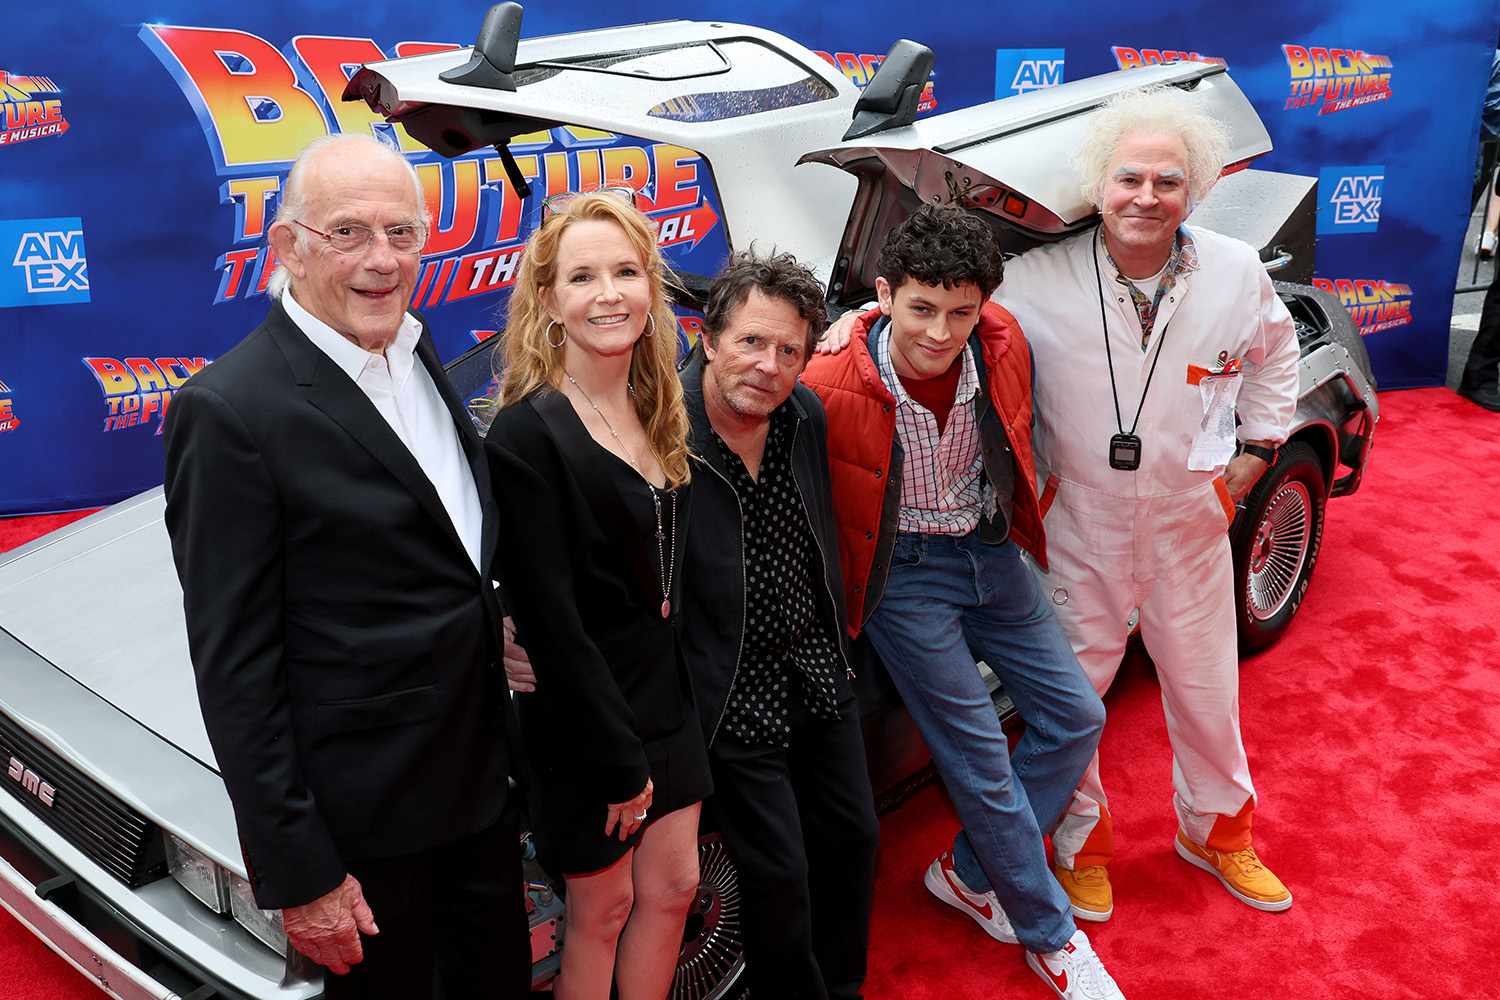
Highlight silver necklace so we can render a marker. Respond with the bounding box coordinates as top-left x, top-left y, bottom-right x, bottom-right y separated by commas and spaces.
564, 372, 677, 619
